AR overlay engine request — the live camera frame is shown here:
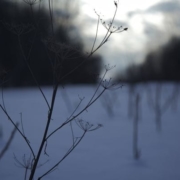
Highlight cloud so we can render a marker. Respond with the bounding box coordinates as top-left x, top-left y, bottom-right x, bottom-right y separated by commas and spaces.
127, 10, 143, 18
126, 0, 180, 46
147, 0, 180, 13
145, 1, 180, 39
128, 0, 180, 15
